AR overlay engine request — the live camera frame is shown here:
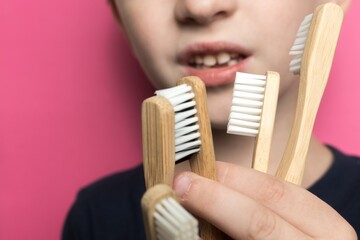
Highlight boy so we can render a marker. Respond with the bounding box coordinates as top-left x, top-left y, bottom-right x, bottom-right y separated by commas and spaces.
63, 0, 359, 239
